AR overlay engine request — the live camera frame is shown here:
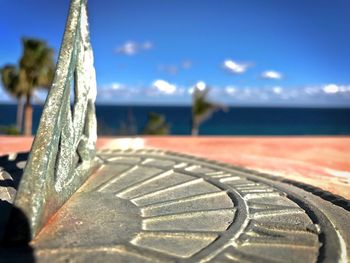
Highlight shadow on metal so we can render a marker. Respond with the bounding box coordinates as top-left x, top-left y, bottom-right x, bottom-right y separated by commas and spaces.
0, 152, 35, 262
0, 153, 28, 190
